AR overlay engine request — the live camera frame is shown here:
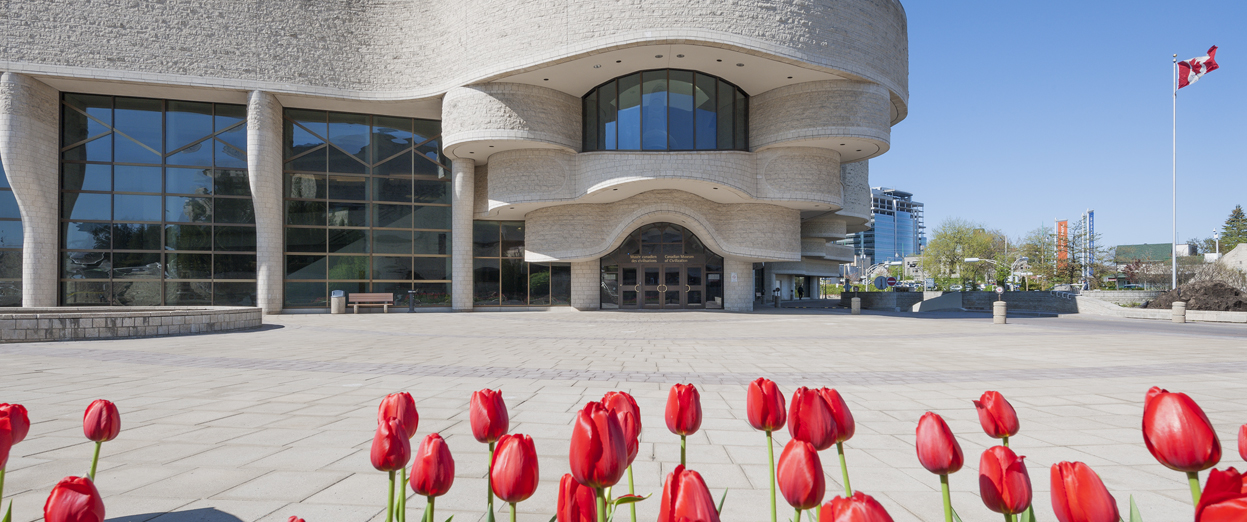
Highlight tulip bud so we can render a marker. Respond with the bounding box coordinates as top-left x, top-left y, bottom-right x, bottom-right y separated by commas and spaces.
665, 383, 702, 436
491, 433, 539, 503
471, 389, 510, 444
288, 518, 306, 522
973, 391, 1020, 440
777, 440, 826, 510
1049, 461, 1119, 522
409, 433, 455, 497
747, 378, 787, 432
558, 473, 598, 522
1195, 467, 1247, 521
377, 392, 419, 440
820, 492, 897, 522
1142, 386, 1221, 473
915, 412, 963, 475
789, 387, 837, 451
370, 417, 411, 472
979, 446, 1032, 516
0, 417, 12, 469
819, 388, 856, 444
44, 476, 106, 522
83, 400, 120, 443
658, 465, 721, 522
603, 391, 642, 465
570, 401, 629, 489
0, 403, 30, 444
